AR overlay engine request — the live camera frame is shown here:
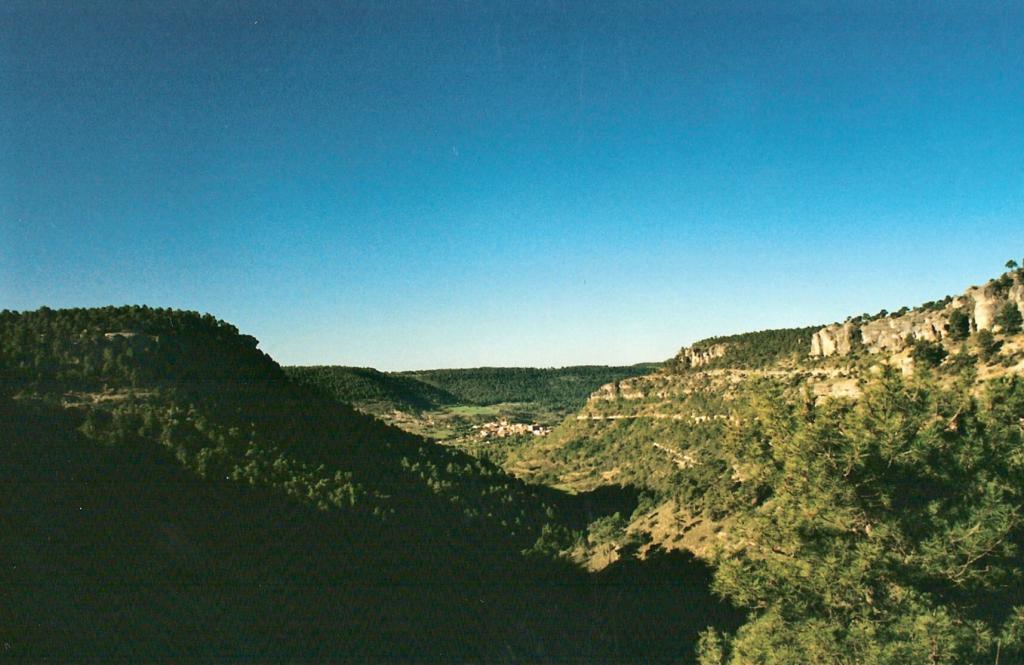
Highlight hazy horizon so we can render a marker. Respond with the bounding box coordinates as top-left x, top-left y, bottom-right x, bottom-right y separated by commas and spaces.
4, 1, 1023, 370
